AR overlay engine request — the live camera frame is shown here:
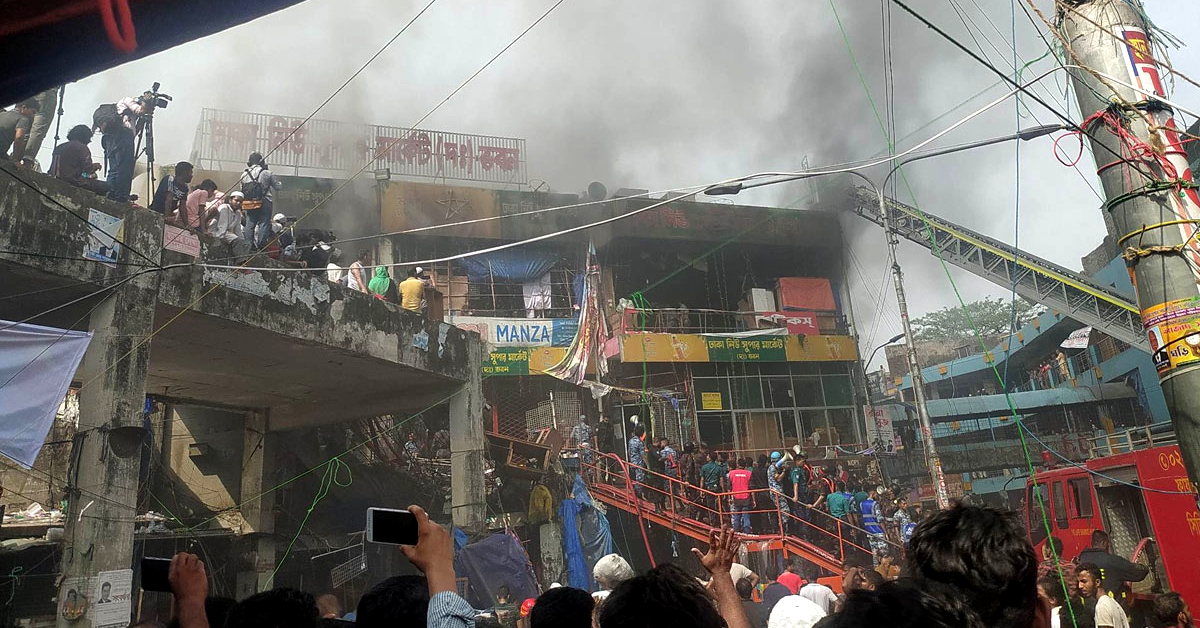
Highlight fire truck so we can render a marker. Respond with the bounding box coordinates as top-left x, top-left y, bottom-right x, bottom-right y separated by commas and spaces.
1024, 422, 1200, 609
